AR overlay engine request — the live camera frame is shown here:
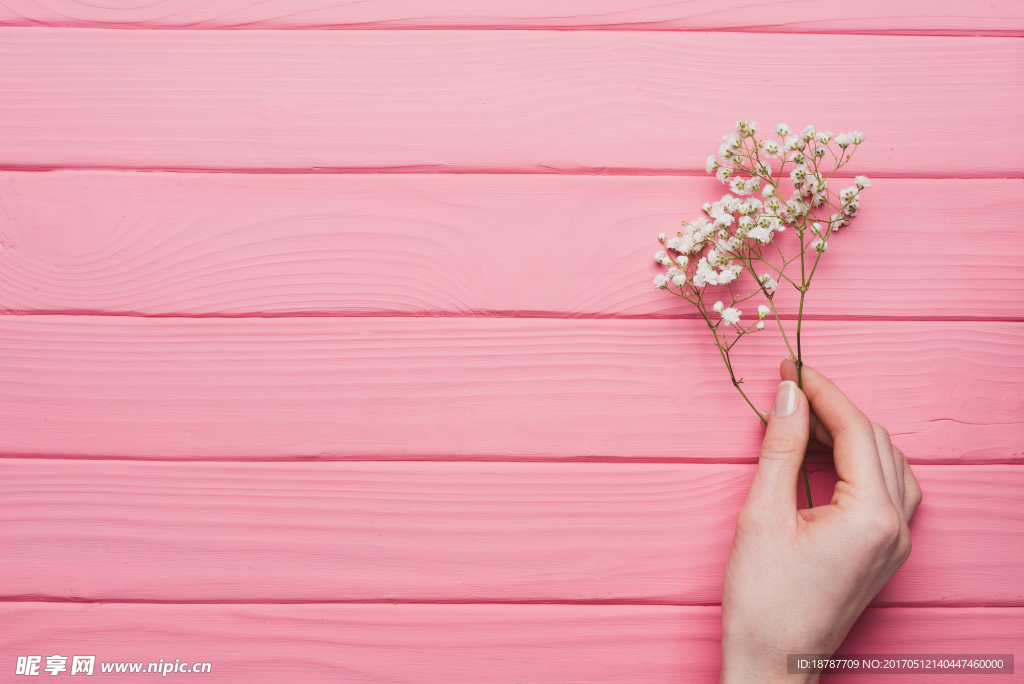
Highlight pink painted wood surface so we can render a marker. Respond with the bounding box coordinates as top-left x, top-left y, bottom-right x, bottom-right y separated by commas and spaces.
1, 0, 1021, 34
2, 603, 1021, 683
1, 172, 1020, 319
2, 30, 1021, 176
0, 317, 1020, 462
1, 459, 1020, 606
